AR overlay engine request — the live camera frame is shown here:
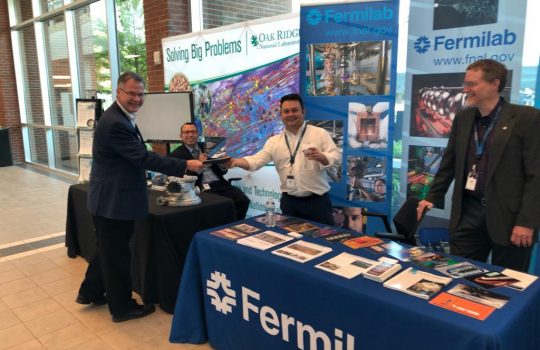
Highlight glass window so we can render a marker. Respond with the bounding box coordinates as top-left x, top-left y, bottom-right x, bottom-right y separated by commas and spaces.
116, 0, 147, 82
25, 126, 49, 165
202, 0, 291, 29
13, 0, 34, 23
52, 128, 78, 172
74, 1, 112, 105
41, 0, 64, 13
43, 14, 75, 127
19, 25, 45, 125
